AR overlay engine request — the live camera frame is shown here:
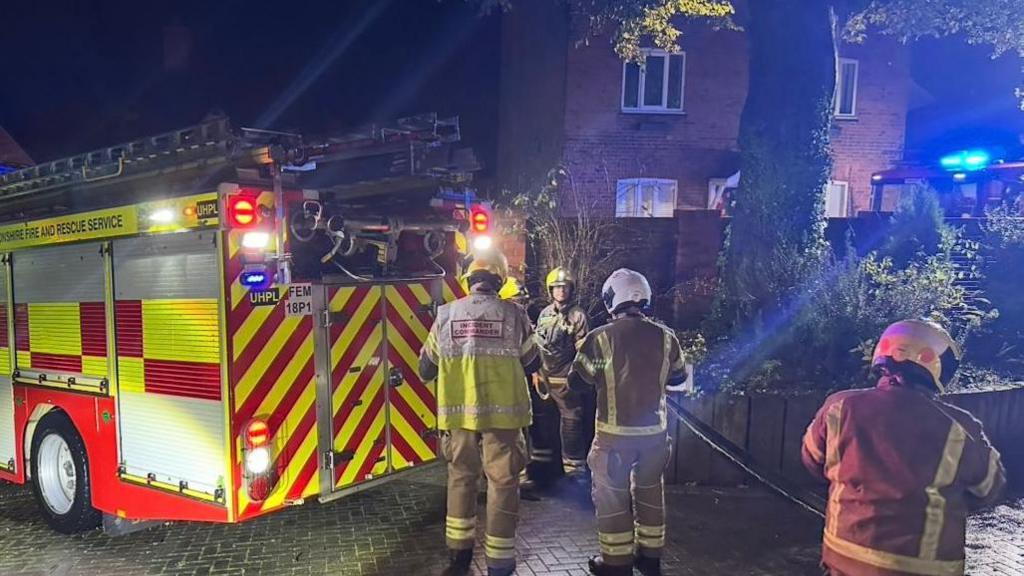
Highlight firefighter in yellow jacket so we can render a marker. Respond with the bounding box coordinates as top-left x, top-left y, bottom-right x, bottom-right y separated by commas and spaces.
569, 269, 686, 576
419, 251, 540, 576
535, 267, 592, 478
